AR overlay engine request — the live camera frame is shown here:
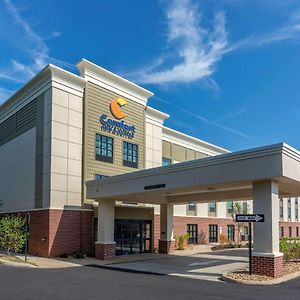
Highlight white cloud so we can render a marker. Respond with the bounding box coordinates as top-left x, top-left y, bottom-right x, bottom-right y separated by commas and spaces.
154, 96, 249, 138
0, 0, 70, 84
231, 11, 300, 50
129, 0, 228, 86
128, 0, 300, 87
